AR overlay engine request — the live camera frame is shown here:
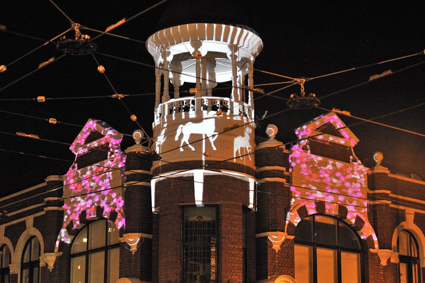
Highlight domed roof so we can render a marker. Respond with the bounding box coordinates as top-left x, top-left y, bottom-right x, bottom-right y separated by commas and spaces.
157, 0, 258, 35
